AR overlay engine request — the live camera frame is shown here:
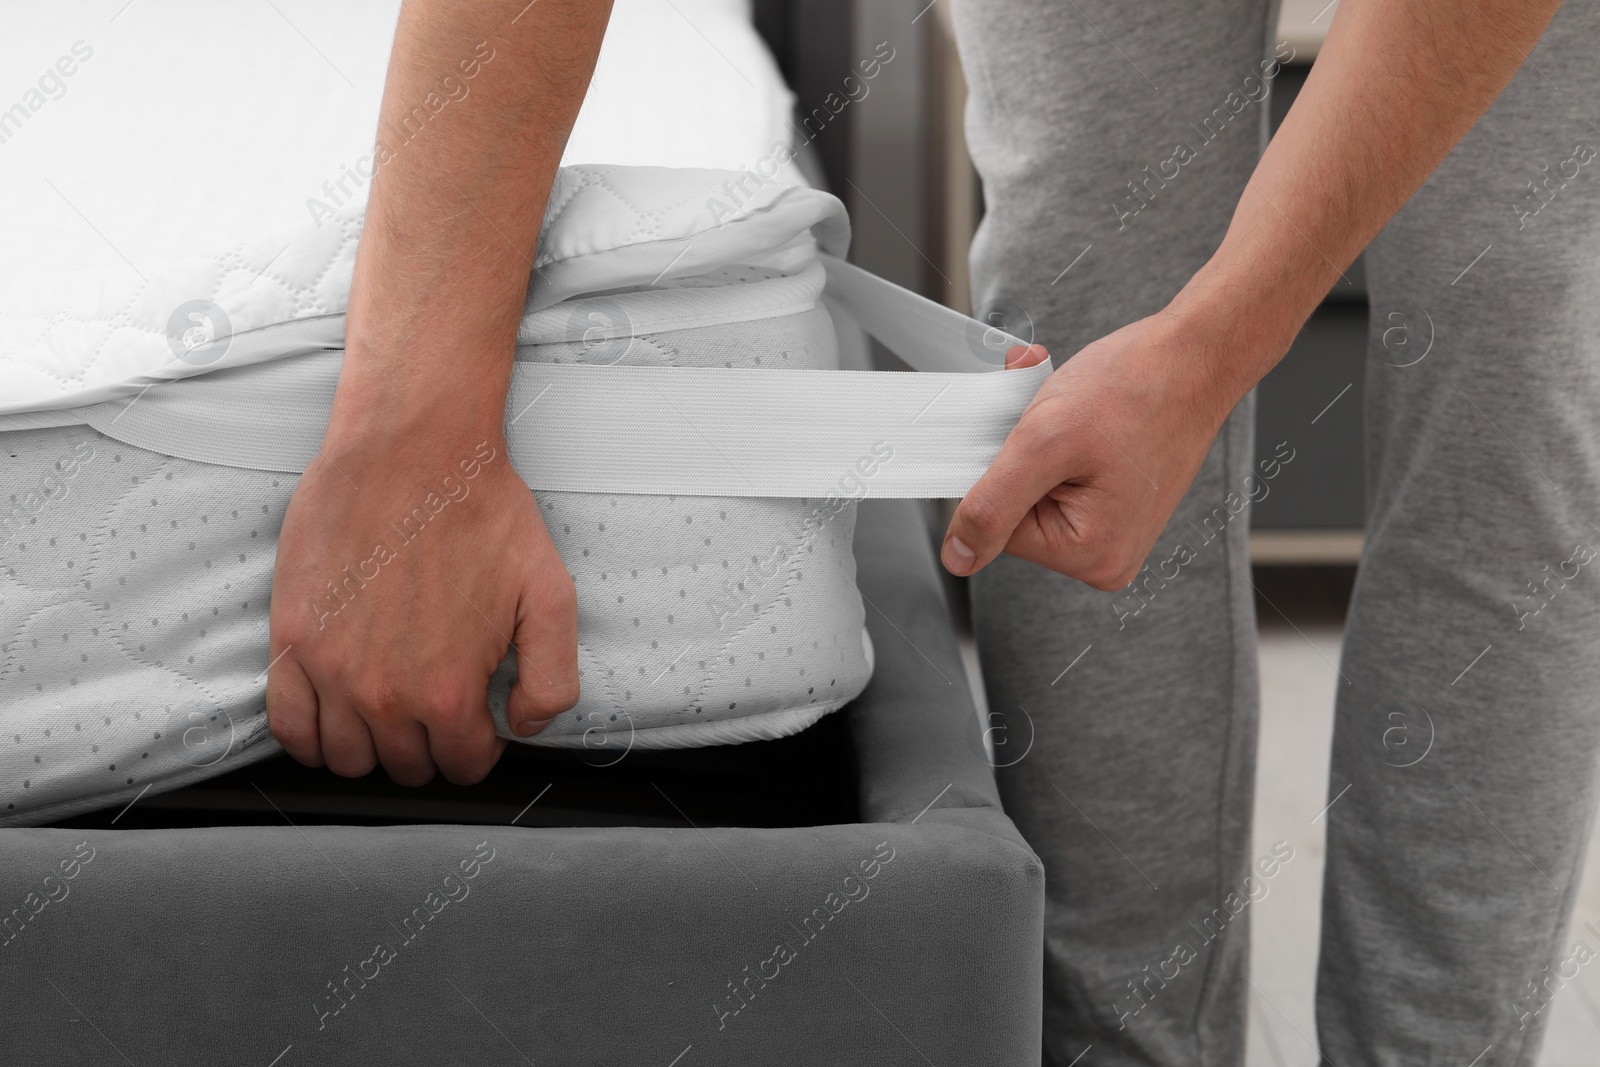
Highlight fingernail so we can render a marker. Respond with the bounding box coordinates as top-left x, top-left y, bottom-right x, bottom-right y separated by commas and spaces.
944, 535, 976, 574
513, 719, 544, 738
